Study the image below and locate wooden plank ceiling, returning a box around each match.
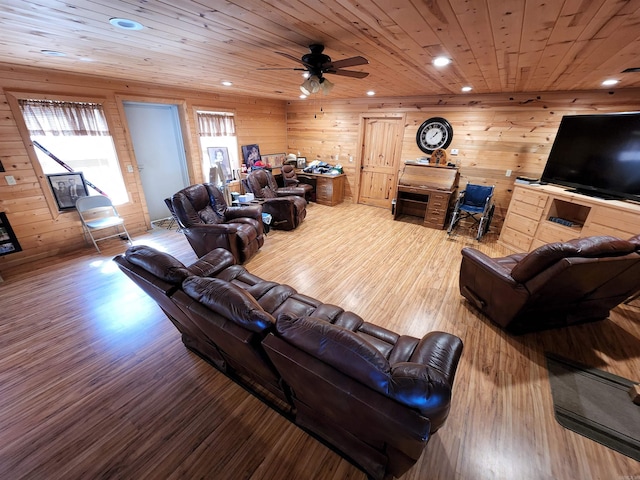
[1,0,640,100]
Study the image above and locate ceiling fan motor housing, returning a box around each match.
[302,44,331,77]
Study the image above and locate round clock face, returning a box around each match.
[416,117,453,153]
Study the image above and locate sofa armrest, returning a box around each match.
[225,205,262,221]
[187,248,236,277]
[460,247,519,284]
[181,225,239,259]
[460,247,530,328]
[389,362,453,426]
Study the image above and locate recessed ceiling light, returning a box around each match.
[433,56,451,67]
[41,50,66,57]
[221,81,232,86]
[109,18,144,31]
[461,86,472,92]
[299,94,308,99]
[602,79,618,86]
[366,91,375,96]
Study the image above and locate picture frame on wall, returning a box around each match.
[297,157,307,168]
[260,153,286,168]
[241,144,261,170]
[46,172,89,210]
[0,212,22,256]
[208,147,233,182]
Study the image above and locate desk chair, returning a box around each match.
[76,195,133,252]
[447,183,495,241]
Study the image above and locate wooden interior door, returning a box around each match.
[357,116,404,208]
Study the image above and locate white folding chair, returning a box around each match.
[76,195,132,252]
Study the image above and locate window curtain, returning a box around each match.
[18,99,110,136]
[197,112,236,137]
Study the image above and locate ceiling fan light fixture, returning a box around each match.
[320,77,334,95]
[300,75,322,95]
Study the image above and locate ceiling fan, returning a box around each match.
[260,44,369,95]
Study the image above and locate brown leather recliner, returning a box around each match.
[171,183,264,262]
[245,169,306,230]
[282,164,314,202]
[459,235,640,334]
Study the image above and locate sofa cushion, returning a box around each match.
[275,314,391,391]
[187,248,236,277]
[124,245,191,285]
[511,235,636,282]
[183,276,274,333]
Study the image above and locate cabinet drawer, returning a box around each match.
[513,186,548,209]
[509,198,546,221]
[536,222,582,244]
[499,227,533,251]
[507,187,548,221]
[587,207,640,238]
[425,211,446,223]
[504,212,538,236]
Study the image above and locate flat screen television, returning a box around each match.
[541,112,640,202]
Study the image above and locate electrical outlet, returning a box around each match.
[451,149,459,155]
[127,165,134,173]
[506,169,512,177]
[5,175,16,185]
[349,156,354,162]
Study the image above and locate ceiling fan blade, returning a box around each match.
[326,69,370,79]
[257,67,306,71]
[275,51,314,69]
[325,56,369,69]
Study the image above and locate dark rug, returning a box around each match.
[545,353,640,461]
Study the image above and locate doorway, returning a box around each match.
[123,102,190,221]
[356,116,405,209]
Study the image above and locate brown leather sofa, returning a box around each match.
[171,183,264,262]
[114,245,463,480]
[459,235,640,334]
[244,169,307,230]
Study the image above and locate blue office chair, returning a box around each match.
[447,183,495,241]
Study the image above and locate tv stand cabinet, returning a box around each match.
[499,184,640,252]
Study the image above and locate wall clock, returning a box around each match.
[416,117,453,153]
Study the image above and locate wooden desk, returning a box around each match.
[394,163,459,229]
[297,172,345,206]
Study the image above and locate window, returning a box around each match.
[18,99,128,205]
[197,111,239,184]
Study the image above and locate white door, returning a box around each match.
[123,102,190,221]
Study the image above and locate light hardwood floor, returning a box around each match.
[1,202,639,479]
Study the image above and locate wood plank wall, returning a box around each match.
[1,60,639,277]
[286,88,640,222]
[0,63,287,275]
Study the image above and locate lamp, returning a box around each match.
[320,77,334,95]
[300,75,321,95]
[300,75,334,96]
